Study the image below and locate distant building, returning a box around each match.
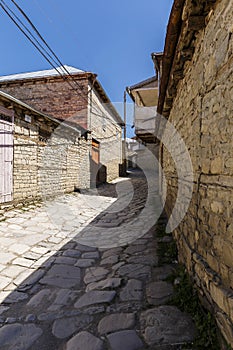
[0,66,124,186]
[125,137,145,168]
[126,76,159,144]
[126,54,163,163]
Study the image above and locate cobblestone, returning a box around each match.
[0,323,43,349]
[66,331,104,350]
[98,313,135,334]
[146,281,174,305]
[52,314,93,339]
[86,277,122,292]
[120,279,143,301]
[140,306,196,346]
[107,330,143,350]
[0,171,196,349]
[74,290,116,308]
[84,267,109,284]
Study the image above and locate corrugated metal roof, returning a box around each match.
[0,65,86,82]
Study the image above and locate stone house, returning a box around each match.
[125,137,145,168]
[0,89,89,208]
[0,65,124,186]
[157,0,233,346]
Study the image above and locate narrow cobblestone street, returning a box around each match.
[0,170,196,350]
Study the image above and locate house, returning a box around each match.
[0,65,124,186]
[126,75,159,144]
[126,54,163,162]
[0,89,89,207]
[125,137,145,168]
[157,0,233,346]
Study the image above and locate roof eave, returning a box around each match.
[0,71,92,85]
[158,0,218,118]
[157,0,186,116]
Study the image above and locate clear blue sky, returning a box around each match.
[0,0,173,136]
[0,0,173,100]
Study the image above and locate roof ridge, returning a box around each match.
[0,65,87,82]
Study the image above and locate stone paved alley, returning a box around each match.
[0,170,196,350]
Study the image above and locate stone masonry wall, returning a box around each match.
[161,0,233,346]
[89,85,122,182]
[12,109,90,205]
[0,77,122,184]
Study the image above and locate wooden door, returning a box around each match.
[91,139,100,187]
[0,108,14,203]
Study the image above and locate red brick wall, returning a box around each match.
[0,76,89,129]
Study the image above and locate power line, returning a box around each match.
[8,0,117,123]
[0,0,124,130]
[0,0,62,71]
[9,0,86,92]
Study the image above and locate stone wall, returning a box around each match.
[0,75,123,184]
[161,0,233,346]
[89,85,122,182]
[9,107,90,206]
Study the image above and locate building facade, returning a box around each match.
[158,0,233,346]
[0,66,124,186]
[0,90,89,208]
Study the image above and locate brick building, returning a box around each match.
[0,65,124,185]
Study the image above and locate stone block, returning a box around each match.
[210,157,223,174]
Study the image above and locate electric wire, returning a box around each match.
[9,0,120,126]
[0,0,125,132]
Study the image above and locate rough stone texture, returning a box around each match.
[120,279,143,301]
[140,306,196,346]
[84,267,109,284]
[107,330,143,350]
[3,291,28,304]
[118,264,151,280]
[0,323,43,349]
[160,0,233,346]
[100,255,119,265]
[39,265,81,288]
[86,278,122,292]
[74,290,116,309]
[75,259,95,268]
[52,315,93,339]
[0,171,196,350]
[146,281,174,305]
[82,251,100,259]
[0,100,91,206]
[98,313,135,335]
[66,331,104,350]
